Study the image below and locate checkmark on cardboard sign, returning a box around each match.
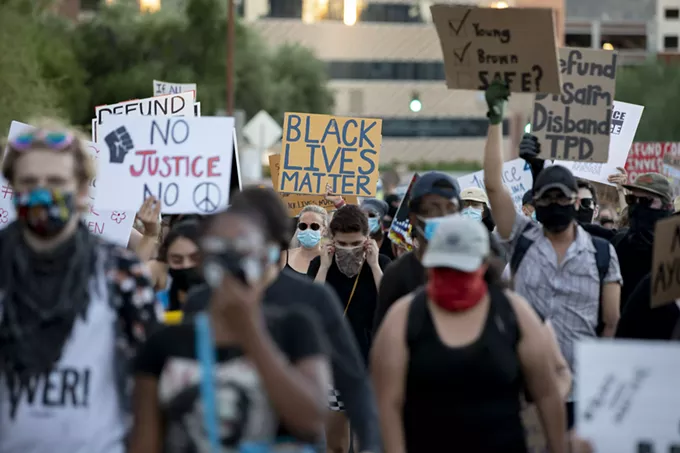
[453,42,472,63]
[448,9,471,36]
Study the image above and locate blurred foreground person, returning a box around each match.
[130,207,331,452]
[371,216,566,453]
[0,124,159,453]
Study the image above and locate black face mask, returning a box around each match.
[168,266,204,292]
[535,204,576,233]
[629,204,672,234]
[576,207,594,224]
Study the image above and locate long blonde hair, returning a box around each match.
[290,204,328,247]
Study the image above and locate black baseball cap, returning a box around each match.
[409,172,461,208]
[533,165,578,199]
[522,190,534,207]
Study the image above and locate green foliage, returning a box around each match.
[381,160,482,172]
[615,61,680,141]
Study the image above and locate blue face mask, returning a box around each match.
[531,211,537,221]
[368,217,381,234]
[418,216,450,242]
[461,207,483,222]
[297,229,321,248]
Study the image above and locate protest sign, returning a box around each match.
[457,158,532,211]
[532,48,618,163]
[232,128,243,193]
[651,214,680,307]
[430,5,561,94]
[153,80,198,97]
[661,153,680,196]
[94,116,235,214]
[388,174,419,251]
[94,91,195,126]
[278,113,382,197]
[91,118,97,142]
[576,339,680,452]
[0,121,135,246]
[554,101,643,185]
[626,142,680,182]
[269,154,357,216]
[194,102,201,116]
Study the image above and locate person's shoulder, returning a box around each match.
[581,222,616,241]
[388,250,416,270]
[378,253,392,267]
[277,268,335,301]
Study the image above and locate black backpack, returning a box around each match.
[509,223,611,334]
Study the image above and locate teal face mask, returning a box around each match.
[461,207,483,222]
[418,216,451,241]
[297,229,321,248]
[531,211,537,221]
[368,217,381,234]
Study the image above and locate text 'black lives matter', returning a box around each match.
[5,368,91,420]
[96,95,187,125]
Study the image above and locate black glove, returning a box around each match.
[519,133,541,162]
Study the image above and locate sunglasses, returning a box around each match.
[9,130,74,151]
[580,198,595,209]
[625,194,655,207]
[298,222,321,231]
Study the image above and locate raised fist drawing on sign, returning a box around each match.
[104,126,134,164]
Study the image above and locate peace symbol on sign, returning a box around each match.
[192,182,222,213]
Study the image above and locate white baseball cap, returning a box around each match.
[421,216,489,272]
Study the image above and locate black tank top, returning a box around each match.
[283,250,307,276]
[403,285,528,453]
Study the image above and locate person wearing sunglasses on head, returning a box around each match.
[283,205,328,275]
[360,198,394,260]
[0,123,160,453]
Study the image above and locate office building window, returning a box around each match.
[565,33,592,48]
[381,118,509,138]
[665,8,680,19]
[327,61,445,80]
[664,35,679,50]
[360,3,423,23]
[269,0,302,18]
[600,34,646,50]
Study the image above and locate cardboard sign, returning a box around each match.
[388,173,419,250]
[153,80,198,97]
[555,101,643,185]
[194,102,201,116]
[1,121,135,246]
[457,158,533,211]
[278,113,382,196]
[94,117,235,214]
[532,48,618,163]
[430,5,561,94]
[576,339,680,452]
[269,154,357,216]
[626,142,680,182]
[651,214,680,307]
[94,91,196,127]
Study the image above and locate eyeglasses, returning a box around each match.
[9,130,74,151]
[534,194,576,207]
[580,198,595,209]
[298,222,321,231]
[625,194,655,207]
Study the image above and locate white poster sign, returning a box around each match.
[94,116,235,214]
[457,158,533,211]
[94,91,195,127]
[554,101,644,186]
[577,339,680,453]
[0,121,135,246]
[153,80,198,97]
[194,102,201,117]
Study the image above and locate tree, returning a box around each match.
[615,60,680,141]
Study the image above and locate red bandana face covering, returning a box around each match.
[426,267,488,311]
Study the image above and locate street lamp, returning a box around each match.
[602,42,614,50]
[409,93,422,112]
[344,0,358,26]
[139,0,161,13]
[490,1,509,8]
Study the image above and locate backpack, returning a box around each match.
[509,223,611,335]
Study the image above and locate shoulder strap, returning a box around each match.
[591,235,611,336]
[406,288,428,348]
[509,222,536,275]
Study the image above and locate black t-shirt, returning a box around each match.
[373,251,425,331]
[307,254,391,362]
[616,274,680,340]
[379,237,395,260]
[615,232,654,312]
[580,222,617,241]
[135,306,326,452]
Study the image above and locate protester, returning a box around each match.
[373,171,461,330]
[149,220,203,310]
[461,186,495,232]
[131,196,162,261]
[360,198,394,260]
[182,187,382,453]
[130,206,331,452]
[482,81,622,429]
[521,189,535,219]
[308,204,390,453]
[614,173,673,310]
[371,216,567,453]
[0,123,159,452]
[596,203,617,230]
[284,204,328,275]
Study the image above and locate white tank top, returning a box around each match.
[0,259,127,453]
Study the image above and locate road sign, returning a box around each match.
[243,110,282,150]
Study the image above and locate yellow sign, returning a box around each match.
[269,154,357,216]
[278,113,382,196]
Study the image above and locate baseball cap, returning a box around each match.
[460,187,489,205]
[533,165,578,199]
[360,198,389,218]
[622,173,672,203]
[422,216,489,272]
[522,190,534,207]
[409,172,461,207]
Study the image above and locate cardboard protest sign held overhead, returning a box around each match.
[269,154,357,216]
[651,214,680,307]
[626,142,680,183]
[430,5,561,94]
[94,91,196,126]
[457,158,532,211]
[532,48,618,163]
[153,80,198,97]
[94,116,235,215]
[278,113,382,197]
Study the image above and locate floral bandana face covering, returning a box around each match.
[13,188,76,238]
[335,245,365,278]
